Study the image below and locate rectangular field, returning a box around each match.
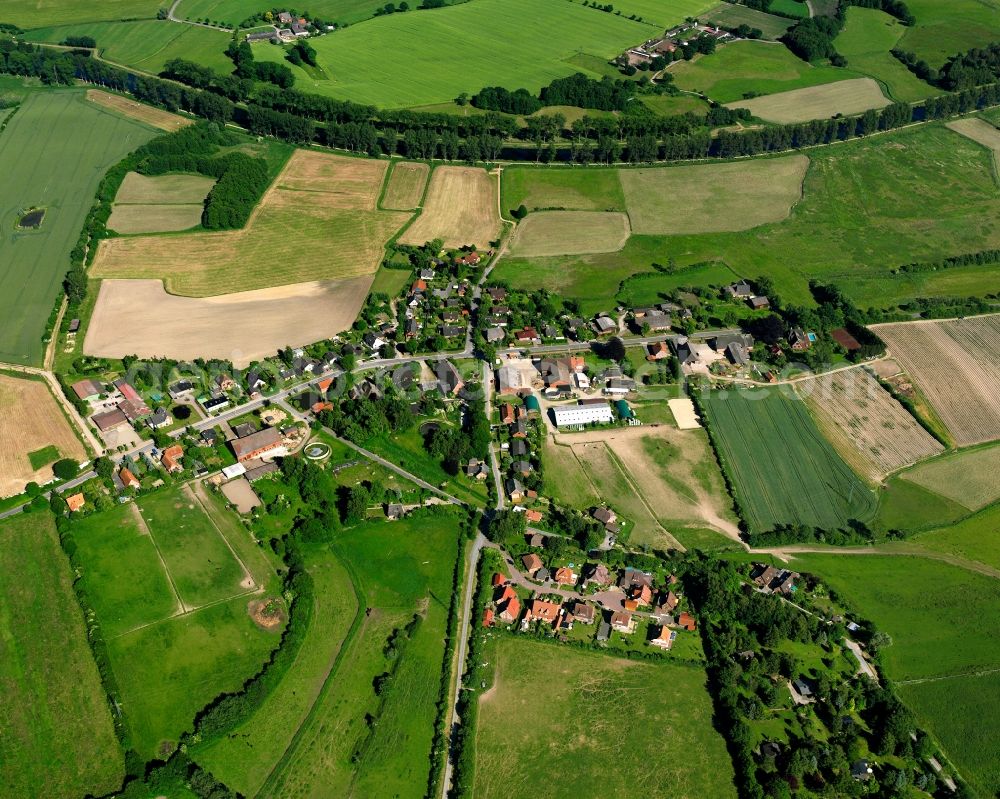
[726,77,891,124]
[701,388,876,532]
[702,2,794,39]
[86,89,193,132]
[501,166,626,213]
[381,161,429,211]
[278,0,657,107]
[399,165,501,249]
[107,204,203,233]
[901,444,1000,512]
[92,149,408,296]
[0,372,86,498]
[796,367,944,482]
[0,90,155,364]
[872,315,1000,446]
[114,172,215,204]
[508,211,630,256]
[474,636,736,799]
[619,155,808,235]
[0,513,124,798]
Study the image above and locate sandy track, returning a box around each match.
[86,89,193,131]
[84,277,373,367]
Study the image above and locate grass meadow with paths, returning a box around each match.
[70,486,281,758]
[0,513,124,798]
[0,89,155,364]
[493,123,1000,313]
[701,388,876,533]
[474,636,736,799]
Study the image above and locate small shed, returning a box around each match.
[615,399,633,420]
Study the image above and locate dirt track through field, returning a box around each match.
[128,502,188,617]
[0,373,86,497]
[399,166,501,248]
[84,277,373,367]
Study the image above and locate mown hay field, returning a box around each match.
[71,488,280,758]
[797,367,944,483]
[92,150,409,296]
[85,277,373,366]
[86,89,193,131]
[0,513,124,798]
[509,211,630,256]
[0,373,86,497]
[0,90,155,364]
[702,2,793,39]
[620,155,808,235]
[107,172,215,234]
[474,636,736,799]
[273,0,657,107]
[381,161,429,210]
[399,165,501,249]
[702,388,876,532]
[901,443,1000,512]
[726,77,890,124]
[106,204,203,233]
[669,40,850,103]
[872,315,1000,446]
[502,166,626,212]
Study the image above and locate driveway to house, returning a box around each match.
[845,638,879,682]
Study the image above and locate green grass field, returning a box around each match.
[70,486,282,758]
[474,636,736,799]
[176,0,457,26]
[27,443,59,469]
[909,504,1000,572]
[24,19,233,74]
[0,89,155,364]
[257,512,461,798]
[493,123,1000,311]
[669,40,852,103]
[0,513,124,798]
[502,166,626,213]
[898,0,1000,68]
[255,0,657,107]
[702,2,794,40]
[899,444,1000,512]
[833,7,939,103]
[872,475,970,535]
[702,388,876,532]
[768,0,808,16]
[0,0,160,27]
[588,0,719,27]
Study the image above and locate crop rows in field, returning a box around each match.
[873,315,1000,446]
[797,367,944,482]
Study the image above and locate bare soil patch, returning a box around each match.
[399,165,501,248]
[726,77,890,123]
[0,374,85,497]
[248,598,287,631]
[381,161,430,210]
[84,277,372,367]
[220,477,261,514]
[619,154,808,234]
[796,367,944,483]
[872,315,1000,446]
[86,89,193,131]
[508,211,630,256]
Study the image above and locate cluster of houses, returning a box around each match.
[75,377,160,445]
[751,563,799,596]
[404,264,475,350]
[485,562,696,650]
[497,356,637,402]
[618,22,733,68]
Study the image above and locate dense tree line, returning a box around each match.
[472,75,641,114]
[201,152,270,228]
[897,247,1000,274]
[782,15,846,63]
[895,42,1000,91]
[226,39,295,88]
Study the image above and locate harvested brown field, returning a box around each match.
[114,172,215,204]
[399,165,501,248]
[86,89,193,131]
[619,154,808,234]
[872,314,1000,446]
[947,117,1000,172]
[0,373,85,497]
[797,367,944,483]
[107,204,203,234]
[725,77,890,123]
[83,277,373,367]
[381,161,430,210]
[91,150,409,296]
[508,211,630,256]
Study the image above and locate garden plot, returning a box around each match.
[872,315,1000,446]
[797,366,944,482]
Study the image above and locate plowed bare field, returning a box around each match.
[797,367,944,482]
[873,315,1000,446]
[399,166,501,248]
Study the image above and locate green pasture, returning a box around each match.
[590,0,719,27]
[177,0,452,26]
[259,512,461,799]
[256,0,657,107]
[474,636,736,799]
[900,443,1000,512]
[638,92,711,116]
[0,90,155,364]
[137,486,248,607]
[872,476,969,535]
[617,261,741,305]
[502,166,626,213]
[768,0,808,17]
[898,0,1000,68]
[702,2,794,40]
[24,19,233,74]
[0,0,160,27]
[0,513,124,798]
[193,550,359,797]
[834,8,939,103]
[701,388,876,532]
[27,444,59,469]
[669,40,851,103]
[910,504,1000,572]
[493,124,1000,311]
